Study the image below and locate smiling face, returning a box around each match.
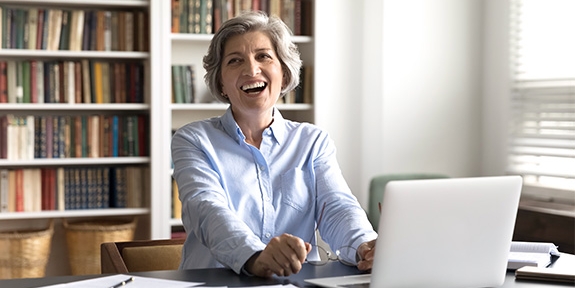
[220,31,284,118]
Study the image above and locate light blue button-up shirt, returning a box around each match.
[171,107,377,274]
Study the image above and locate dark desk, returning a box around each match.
[2,253,574,287]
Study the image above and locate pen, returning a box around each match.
[109,276,134,288]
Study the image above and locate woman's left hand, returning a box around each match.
[356,239,376,271]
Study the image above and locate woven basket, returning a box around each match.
[64,218,136,275]
[0,221,54,279]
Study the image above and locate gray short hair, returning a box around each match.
[203,11,302,103]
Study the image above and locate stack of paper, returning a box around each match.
[507,241,561,270]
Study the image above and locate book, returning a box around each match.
[27,8,39,50]
[0,169,8,212]
[36,60,44,103]
[82,10,92,50]
[22,61,30,103]
[507,241,561,270]
[6,61,16,103]
[515,266,575,284]
[172,0,180,33]
[47,9,63,51]
[58,10,71,50]
[171,65,184,103]
[36,9,45,49]
[30,60,37,103]
[124,11,134,51]
[81,60,91,103]
[0,61,7,103]
[69,10,84,51]
[0,115,7,158]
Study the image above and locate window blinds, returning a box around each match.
[508,0,575,192]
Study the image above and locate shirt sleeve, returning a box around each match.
[171,125,266,273]
[311,131,378,264]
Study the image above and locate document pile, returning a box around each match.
[507,241,560,270]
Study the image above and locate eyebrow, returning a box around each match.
[224,47,274,58]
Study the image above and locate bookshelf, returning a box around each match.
[163,0,316,237]
[0,0,160,276]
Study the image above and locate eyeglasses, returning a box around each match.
[306,202,357,266]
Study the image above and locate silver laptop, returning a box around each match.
[305,176,523,288]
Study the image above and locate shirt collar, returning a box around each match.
[220,107,287,145]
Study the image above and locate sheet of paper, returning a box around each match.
[37,274,204,288]
[196,284,298,288]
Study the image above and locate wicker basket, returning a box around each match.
[64,218,136,275]
[0,221,54,279]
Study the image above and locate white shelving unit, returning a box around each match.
[0,0,161,276]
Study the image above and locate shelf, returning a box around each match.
[171,103,228,110]
[0,208,150,220]
[169,218,182,226]
[0,50,149,60]
[0,103,150,111]
[0,157,150,167]
[171,33,313,44]
[0,0,149,8]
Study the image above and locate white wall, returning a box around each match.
[316,0,486,207]
[481,0,510,177]
[314,1,365,199]
[380,0,484,176]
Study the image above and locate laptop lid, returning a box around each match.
[372,175,522,288]
[305,175,522,288]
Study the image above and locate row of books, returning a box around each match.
[279,65,313,104]
[0,60,145,104]
[0,6,149,51]
[172,0,312,35]
[0,114,148,160]
[172,65,197,104]
[0,166,146,212]
[170,64,313,105]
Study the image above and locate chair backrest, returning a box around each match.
[101,238,185,273]
[368,173,449,231]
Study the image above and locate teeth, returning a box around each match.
[241,82,265,91]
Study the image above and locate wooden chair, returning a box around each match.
[100,238,186,273]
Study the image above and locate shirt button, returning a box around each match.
[265,233,271,238]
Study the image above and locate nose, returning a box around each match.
[243,58,261,76]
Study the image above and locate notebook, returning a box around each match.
[305,175,523,288]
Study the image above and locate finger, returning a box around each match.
[272,234,307,275]
[305,242,312,253]
[284,235,308,263]
[261,237,299,276]
[357,259,373,271]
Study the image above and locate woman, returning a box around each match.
[171,11,377,277]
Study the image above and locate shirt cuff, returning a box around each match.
[240,251,262,276]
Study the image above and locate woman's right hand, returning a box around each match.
[245,233,312,277]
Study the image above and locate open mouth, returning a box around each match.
[241,82,267,94]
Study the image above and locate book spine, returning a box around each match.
[0,169,8,212]
[0,61,7,103]
[36,9,44,50]
[22,61,30,103]
[28,8,38,49]
[0,115,7,159]
[36,61,44,103]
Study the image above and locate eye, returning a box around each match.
[226,58,242,65]
[257,53,273,61]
